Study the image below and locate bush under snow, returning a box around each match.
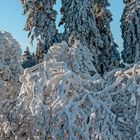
[0,40,140,139]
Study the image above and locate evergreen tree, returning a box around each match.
[93,0,120,73]
[21,47,36,68]
[59,0,120,74]
[35,40,45,63]
[60,0,104,73]
[121,0,140,63]
[21,0,60,62]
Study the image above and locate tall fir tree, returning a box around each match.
[121,0,140,63]
[60,0,105,74]
[60,0,121,74]
[21,0,60,62]
[93,0,120,73]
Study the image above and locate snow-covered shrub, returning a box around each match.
[2,37,140,139]
[6,41,123,140]
[45,40,97,76]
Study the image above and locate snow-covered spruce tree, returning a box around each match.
[93,0,120,73]
[21,47,36,68]
[121,0,140,63]
[59,0,107,74]
[21,0,61,62]
[0,31,23,139]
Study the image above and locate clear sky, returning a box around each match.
[0,0,124,53]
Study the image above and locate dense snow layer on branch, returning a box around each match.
[0,31,23,139]
[45,40,97,76]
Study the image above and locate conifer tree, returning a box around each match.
[93,0,120,73]
[21,47,36,68]
[121,0,140,63]
[60,0,104,73]
[21,0,60,62]
[35,40,45,63]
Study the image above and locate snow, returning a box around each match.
[0,39,139,139]
[0,31,23,139]
[1,0,140,139]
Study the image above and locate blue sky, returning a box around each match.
[0,0,124,53]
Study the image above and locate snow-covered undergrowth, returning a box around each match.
[1,39,140,140]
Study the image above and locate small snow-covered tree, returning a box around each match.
[0,31,23,139]
[0,31,22,100]
[121,0,140,63]
[93,0,120,73]
[21,0,61,62]
[60,0,105,73]
[21,47,36,68]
